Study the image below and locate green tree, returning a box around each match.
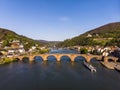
[80,48,88,54]
[2,40,11,47]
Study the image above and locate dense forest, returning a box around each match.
[57,22,120,47]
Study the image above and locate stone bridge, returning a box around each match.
[13,54,118,62]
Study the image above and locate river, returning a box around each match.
[0,49,120,90]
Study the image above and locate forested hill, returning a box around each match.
[57,22,120,47]
[0,28,42,48]
[82,22,120,36]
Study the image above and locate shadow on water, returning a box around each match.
[33,56,43,64]
[47,56,57,61]
[90,58,101,67]
[22,57,29,63]
[47,56,57,65]
[60,56,71,63]
[74,56,86,62]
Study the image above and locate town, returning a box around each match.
[0,39,49,64]
[0,38,120,71]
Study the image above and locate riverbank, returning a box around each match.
[115,63,120,72]
[0,58,18,65]
[101,62,116,69]
[101,61,120,71]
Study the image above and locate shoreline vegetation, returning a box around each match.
[0,57,18,65]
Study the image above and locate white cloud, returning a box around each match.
[59,17,69,21]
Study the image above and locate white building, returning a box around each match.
[18,48,25,54]
[102,51,109,56]
[19,44,24,48]
[31,46,36,50]
[87,34,92,37]
[8,49,15,53]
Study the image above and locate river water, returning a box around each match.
[0,49,120,90]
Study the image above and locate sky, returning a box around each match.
[0,0,120,41]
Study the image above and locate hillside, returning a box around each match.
[37,40,61,47]
[0,28,42,50]
[57,22,120,47]
[82,22,120,37]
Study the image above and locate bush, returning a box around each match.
[80,48,88,54]
[3,58,12,64]
[12,58,19,62]
[39,49,50,54]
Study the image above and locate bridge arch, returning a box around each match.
[89,56,102,65]
[14,58,20,61]
[74,56,87,62]
[60,55,71,62]
[47,55,57,61]
[22,57,29,62]
[102,56,118,62]
[33,56,43,62]
[107,57,118,62]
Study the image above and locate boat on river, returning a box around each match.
[83,61,96,72]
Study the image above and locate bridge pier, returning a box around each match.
[71,56,75,62]
[85,55,91,62]
[104,56,108,62]
[57,59,61,62]
[29,56,34,61]
[42,55,48,61]
[56,55,61,62]
[114,58,118,62]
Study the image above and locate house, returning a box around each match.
[102,51,109,56]
[40,46,46,50]
[11,43,19,49]
[10,40,20,49]
[87,34,92,37]
[0,40,3,48]
[19,44,24,48]
[0,50,7,55]
[18,48,25,54]
[8,49,15,54]
[12,40,20,43]
[7,53,14,58]
[31,46,36,50]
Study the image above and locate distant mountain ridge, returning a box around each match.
[37,40,62,47]
[57,22,120,47]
